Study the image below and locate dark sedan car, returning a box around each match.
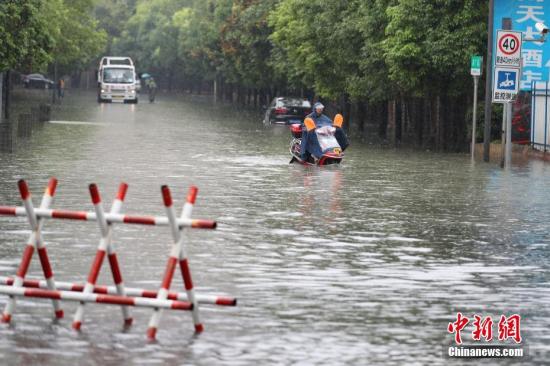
[264,97,312,125]
[23,74,54,89]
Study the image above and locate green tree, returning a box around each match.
[0,0,53,70]
[219,0,279,90]
[95,0,137,54]
[46,0,107,73]
[173,0,230,84]
[269,0,363,99]
[348,0,395,102]
[382,0,486,96]
[113,0,193,88]
[94,0,490,149]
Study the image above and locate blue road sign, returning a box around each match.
[494,0,550,90]
[493,66,520,103]
[497,69,518,90]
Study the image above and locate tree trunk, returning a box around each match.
[237,85,243,105]
[387,100,397,145]
[0,72,3,123]
[435,95,442,150]
[357,101,367,137]
[414,98,423,147]
[400,99,407,144]
[213,79,217,102]
[377,102,387,140]
[4,70,11,121]
[342,94,352,134]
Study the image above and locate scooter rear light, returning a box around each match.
[290,123,302,138]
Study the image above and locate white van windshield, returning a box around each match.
[103,68,135,84]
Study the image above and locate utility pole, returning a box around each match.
[483,0,495,161]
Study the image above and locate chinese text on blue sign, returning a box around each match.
[494,0,549,90]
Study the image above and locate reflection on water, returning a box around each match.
[0,91,549,365]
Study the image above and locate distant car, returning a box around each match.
[263,97,312,125]
[23,74,54,89]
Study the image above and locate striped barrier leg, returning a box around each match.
[35,179,64,319]
[147,185,183,339]
[105,183,132,326]
[73,184,126,330]
[2,179,62,323]
[178,186,202,332]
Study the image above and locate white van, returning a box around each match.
[97,57,138,104]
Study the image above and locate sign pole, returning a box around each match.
[500,104,507,168]
[470,54,482,159]
[483,0,495,162]
[491,27,522,168]
[505,102,513,167]
[471,76,479,159]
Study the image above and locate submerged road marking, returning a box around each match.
[49,121,108,126]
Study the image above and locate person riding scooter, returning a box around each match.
[300,102,349,161]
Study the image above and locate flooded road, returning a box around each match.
[0,90,549,365]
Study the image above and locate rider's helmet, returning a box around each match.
[313,102,324,115]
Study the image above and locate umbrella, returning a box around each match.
[140,73,152,79]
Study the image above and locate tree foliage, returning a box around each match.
[0,0,107,73]
[94,0,137,54]
[0,0,52,70]
[113,0,191,78]
[2,0,491,147]
[173,0,232,82]
[219,0,278,88]
[382,0,486,96]
[269,0,364,99]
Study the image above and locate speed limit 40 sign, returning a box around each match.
[495,30,522,67]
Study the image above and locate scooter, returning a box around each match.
[289,114,345,166]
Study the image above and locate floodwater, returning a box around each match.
[0,90,549,365]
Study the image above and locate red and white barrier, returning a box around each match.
[0,178,236,339]
[0,286,193,311]
[73,183,132,330]
[2,179,63,323]
[0,206,217,229]
[147,186,203,339]
[0,276,236,306]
